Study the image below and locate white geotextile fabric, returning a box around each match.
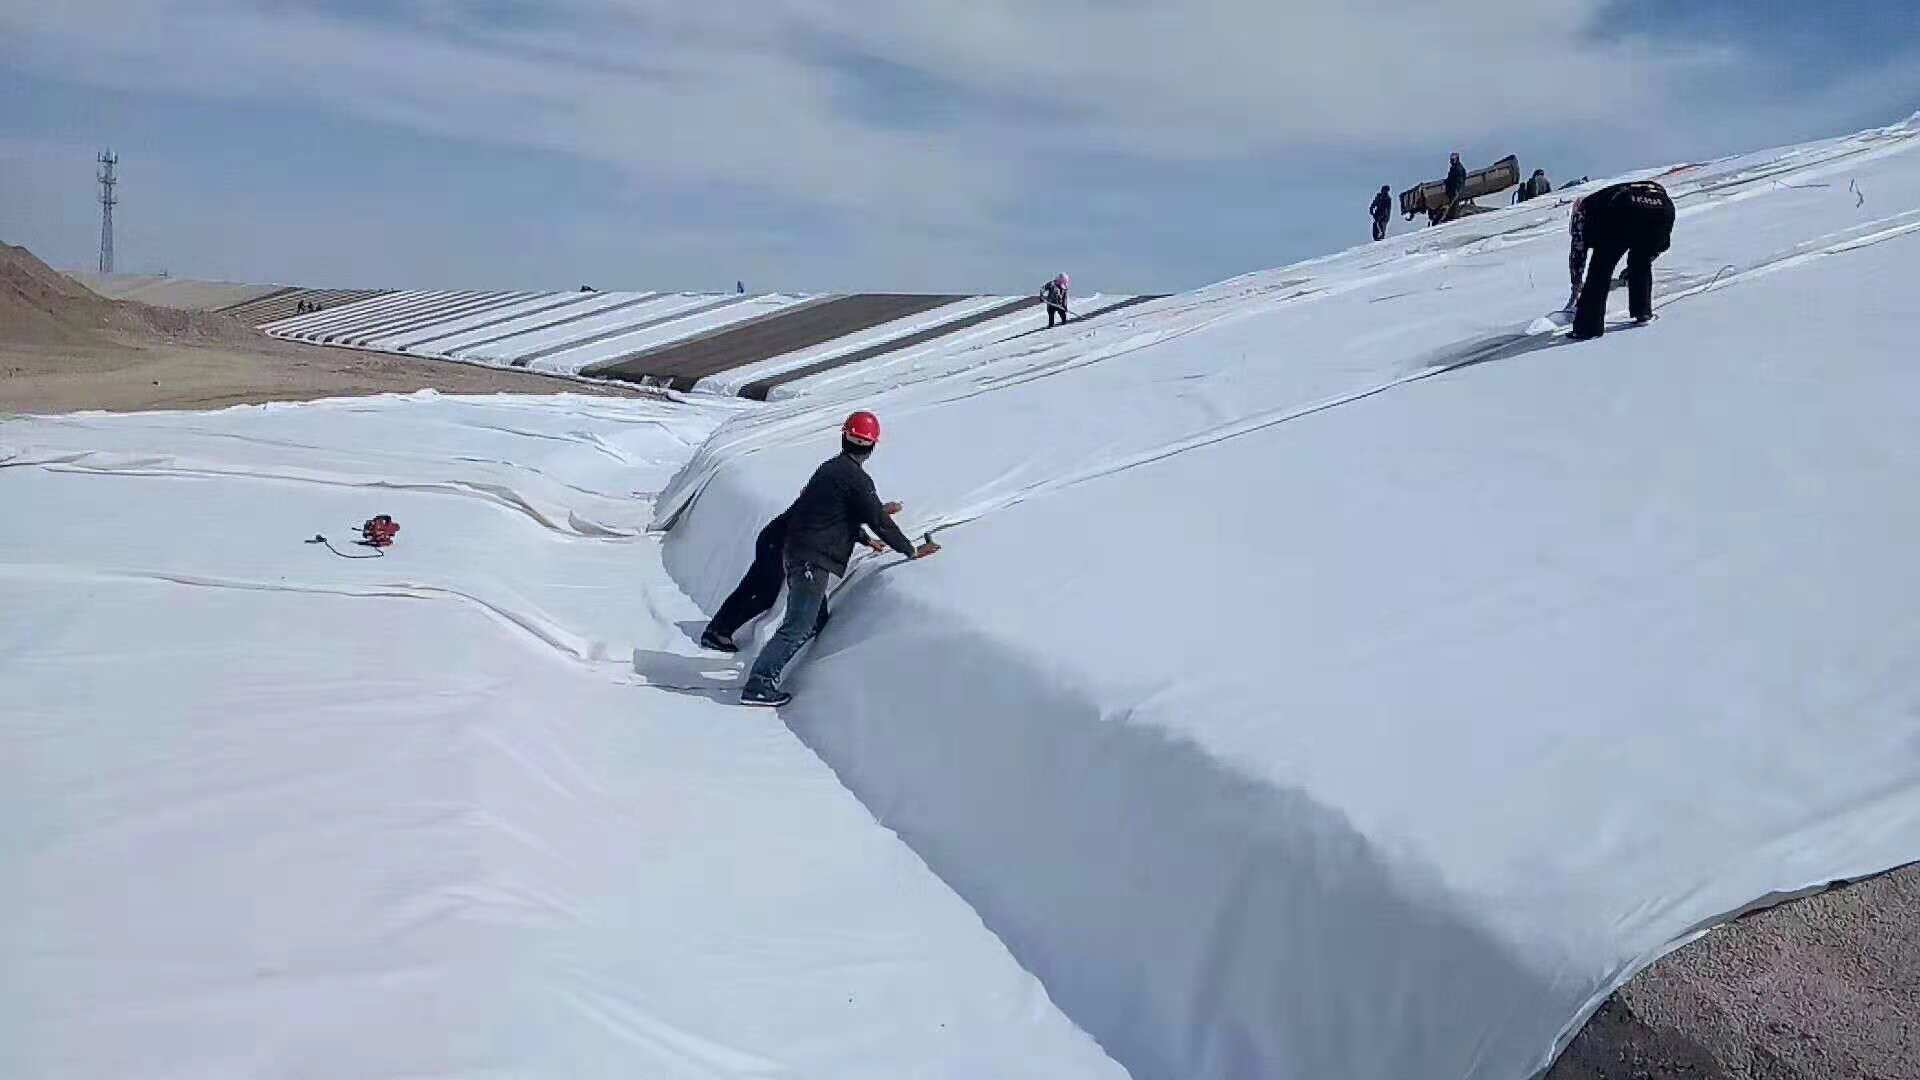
[0,392,1122,1079]
[657,117,1920,1080]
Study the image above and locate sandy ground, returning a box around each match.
[2,241,636,414]
[1550,864,1920,1080]
[0,336,637,414]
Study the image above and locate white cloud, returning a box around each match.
[3,1,1913,290]
[0,1,1733,216]
[785,0,1711,155]
[1,1,1012,226]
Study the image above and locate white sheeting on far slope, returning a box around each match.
[657,115,1920,1080]
[0,393,1122,1080]
[765,292,1136,401]
[529,293,811,375]
[408,290,659,357]
[694,296,1016,397]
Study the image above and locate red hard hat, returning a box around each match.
[842,410,881,447]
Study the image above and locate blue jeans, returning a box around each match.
[744,559,831,692]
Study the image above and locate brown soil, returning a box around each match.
[1547,868,1920,1079]
[1,242,638,413]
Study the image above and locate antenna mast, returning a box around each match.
[97,150,118,274]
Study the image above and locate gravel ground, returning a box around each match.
[1550,864,1920,1080]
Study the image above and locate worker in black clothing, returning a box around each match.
[1566,180,1675,340]
[1042,273,1071,327]
[1370,186,1393,241]
[700,503,898,653]
[1444,153,1467,210]
[740,410,939,707]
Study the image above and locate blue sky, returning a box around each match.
[2,1,1914,295]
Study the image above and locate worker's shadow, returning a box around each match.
[630,648,744,704]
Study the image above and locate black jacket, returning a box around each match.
[1577,181,1675,245]
[782,452,915,576]
[1370,191,1392,220]
[1445,159,1467,197]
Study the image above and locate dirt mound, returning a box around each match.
[1,242,115,344]
[1,243,266,350]
[113,299,274,347]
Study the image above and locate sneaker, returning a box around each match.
[740,684,792,708]
[699,628,738,653]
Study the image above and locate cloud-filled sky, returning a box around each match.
[2,0,1915,294]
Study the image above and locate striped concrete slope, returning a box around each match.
[427,292,663,358]
[500,295,763,369]
[586,294,966,391]
[690,295,1016,396]
[276,290,523,344]
[221,287,392,327]
[69,272,283,312]
[330,292,541,347]
[738,296,1043,401]
[380,292,612,353]
[495,294,814,375]
[757,294,1165,401]
[264,291,458,340]
[304,291,496,344]
[452,294,730,366]
[227,272,1156,398]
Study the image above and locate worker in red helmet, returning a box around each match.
[699,502,898,654]
[740,410,940,707]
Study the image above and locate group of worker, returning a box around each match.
[1370,152,1675,340]
[697,157,1676,706]
[1371,154,1558,240]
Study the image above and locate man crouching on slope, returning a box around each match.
[740,410,940,707]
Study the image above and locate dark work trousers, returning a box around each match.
[1047,303,1069,327]
[1573,205,1674,338]
[708,518,828,641]
[1372,216,1389,241]
[744,559,832,693]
